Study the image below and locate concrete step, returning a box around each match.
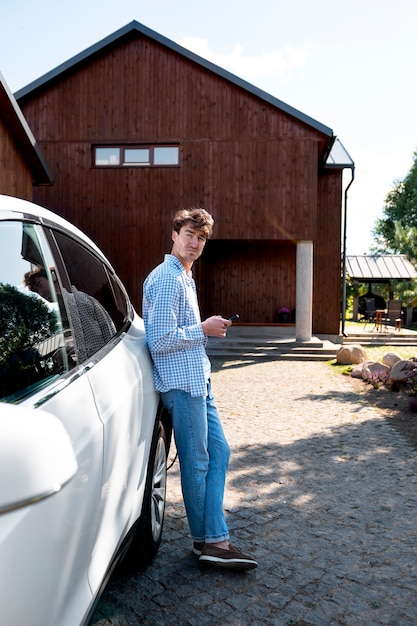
[343,333,417,346]
[204,325,417,360]
[206,335,339,361]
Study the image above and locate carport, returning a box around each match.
[347,254,417,323]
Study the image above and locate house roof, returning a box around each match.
[15,20,334,140]
[325,138,354,169]
[0,71,53,185]
[346,255,417,282]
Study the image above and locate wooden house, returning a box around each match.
[15,21,353,337]
[0,70,52,199]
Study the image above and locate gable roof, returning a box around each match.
[347,255,417,282]
[0,71,53,185]
[15,20,333,139]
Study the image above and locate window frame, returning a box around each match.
[45,227,132,336]
[93,144,180,168]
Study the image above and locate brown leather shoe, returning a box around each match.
[192,541,204,556]
[199,543,257,570]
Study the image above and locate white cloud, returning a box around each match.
[178,36,310,83]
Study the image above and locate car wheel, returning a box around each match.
[117,419,168,575]
[148,421,168,546]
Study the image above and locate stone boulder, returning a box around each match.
[350,361,368,378]
[381,352,402,368]
[351,361,370,378]
[336,344,367,365]
[362,361,391,382]
[390,360,417,383]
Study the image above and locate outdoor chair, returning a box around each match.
[384,299,402,331]
[364,297,376,329]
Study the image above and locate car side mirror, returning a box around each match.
[0,404,78,514]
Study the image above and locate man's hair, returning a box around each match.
[173,208,214,239]
[23,266,48,291]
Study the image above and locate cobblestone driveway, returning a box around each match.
[91,359,417,625]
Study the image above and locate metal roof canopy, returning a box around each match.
[346,255,417,283]
[325,138,354,168]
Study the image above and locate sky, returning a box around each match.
[1,0,417,254]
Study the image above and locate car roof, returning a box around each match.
[0,194,107,264]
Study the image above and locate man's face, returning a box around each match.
[30,276,53,302]
[172,225,207,268]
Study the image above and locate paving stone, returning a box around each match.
[91,360,417,625]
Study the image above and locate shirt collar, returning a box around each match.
[164,254,193,278]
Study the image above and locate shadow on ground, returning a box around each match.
[91,405,417,626]
[345,372,417,451]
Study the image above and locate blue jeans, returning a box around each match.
[161,382,230,543]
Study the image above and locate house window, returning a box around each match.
[95,147,120,165]
[154,147,179,165]
[93,145,179,167]
[124,148,150,165]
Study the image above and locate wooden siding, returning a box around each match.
[199,240,296,323]
[0,114,34,199]
[313,170,343,334]
[19,32,343,330]
[19,36,328,145]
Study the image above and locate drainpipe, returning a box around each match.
[341,166,355,336]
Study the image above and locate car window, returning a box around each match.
[50,231,127,362]
[0,221,70,402]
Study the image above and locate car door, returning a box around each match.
[48,229,159,592]
[0,219,105,626]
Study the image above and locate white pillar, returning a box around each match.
[296,241,313,342]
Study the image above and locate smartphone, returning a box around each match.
[229,314,239,322]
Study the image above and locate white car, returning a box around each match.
[0,194,171,626]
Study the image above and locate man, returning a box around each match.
[143,208,257,570]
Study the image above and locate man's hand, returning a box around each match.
[201,315,232,338]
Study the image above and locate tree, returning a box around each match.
[0,283,58,397]
[373,150,417,260]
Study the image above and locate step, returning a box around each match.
[343,333,417,346]
[206,337,339,361]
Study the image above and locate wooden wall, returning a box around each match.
[19,32,343,331]
[0,114,34,200]
[313,170,343,334]
[199,240,296,323]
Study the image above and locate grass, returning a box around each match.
[361,345,417,362]
[330,320,417,372]
[330,345,417,376]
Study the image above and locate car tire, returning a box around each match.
[117,419,168,575]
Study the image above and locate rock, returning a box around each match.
[362,361,391,382]
[390,360,417,382]
[382,352,402,368]
[351,361,374,378]
[351,362,366,378]
[337,345,367,365]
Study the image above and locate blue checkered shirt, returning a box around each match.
[143,254,210,397]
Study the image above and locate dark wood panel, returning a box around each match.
[24,32,343,329]
[313,170,343,334]
[20,36,327,144]
[200,241,296,323]
[0,115,33,199]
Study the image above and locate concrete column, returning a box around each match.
[296,241,313,342]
